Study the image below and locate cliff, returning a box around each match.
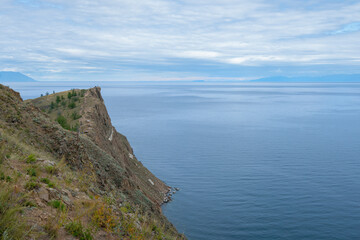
[0,84,184,239]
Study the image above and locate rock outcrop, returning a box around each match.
[0,84,183,239]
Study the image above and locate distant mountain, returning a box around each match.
[0,71,36,82]
[252,74,360,83]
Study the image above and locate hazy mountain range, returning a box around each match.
[251,74,360,82]
[1,71,360,83]
[0,71,36,82]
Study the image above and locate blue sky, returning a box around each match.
[1,0,360,81]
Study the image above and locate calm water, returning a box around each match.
[9,82,360,240]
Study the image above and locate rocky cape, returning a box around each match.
[0,84,184,239]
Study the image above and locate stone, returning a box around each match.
[48,188,60,199]
[148,179,154,185]
[38,187,49,202]
[61,195,72,206]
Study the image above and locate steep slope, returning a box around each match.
[0,84,183,239]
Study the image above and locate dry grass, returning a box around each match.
[0,185,30,240]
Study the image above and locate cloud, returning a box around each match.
[1,0,360,80]
[331,22,360,35]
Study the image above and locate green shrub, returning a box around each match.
[26,167,37,177]
[40,177,50,184]
[65,221,92,240]
[26,154,36,164]
[68,102,76,109]
[47,182,55,188]
[5,176,12,183]
[0,172,4,181]
[45,165,58,175]
[25,180,40,190]
[49,200,66,212]
[71,112,82,120]
[56,96,61,104]
[56,115,70,130]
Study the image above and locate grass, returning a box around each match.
[0,186,29,240]
[71,112,82,120]
[45,165,58,175]
[26,167,37,177]
[92,203,117,232]
[49,200,66,212]
[26,154,36,164]
[40,177,56,188]
[40,177,50,184]
[25,179,40,190]
[65,221,93,240]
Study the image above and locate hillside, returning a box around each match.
[0,72,36,82]
[0,84,184,239]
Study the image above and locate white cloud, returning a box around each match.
[1,67,19,72]
[1,0,360,80]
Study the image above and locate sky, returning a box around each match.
[1,0,360,81]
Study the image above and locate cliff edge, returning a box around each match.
[0,84,184,239]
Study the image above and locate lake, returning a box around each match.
[9,82,360,240]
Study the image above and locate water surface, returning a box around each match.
[10,82,360,240]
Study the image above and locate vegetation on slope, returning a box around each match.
[0,84,184,239]
[30,89,86,132]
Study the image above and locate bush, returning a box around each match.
[65,221,92,240]
[26,167,37,177]
[56,96,61,104]
[41,177,55,188]
[25,180,40,190]
[56,115,70,130]
[92,203,117,232]
[5,176,12,183]
[45,165,58,175]
[26,154,36,164]
[49,200,66,212]
[40,177,50,184]
[71,112,82,120]
[68,102,76,109]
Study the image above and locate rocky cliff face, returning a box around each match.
[78,87,169,207]
[0,84,183,239]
